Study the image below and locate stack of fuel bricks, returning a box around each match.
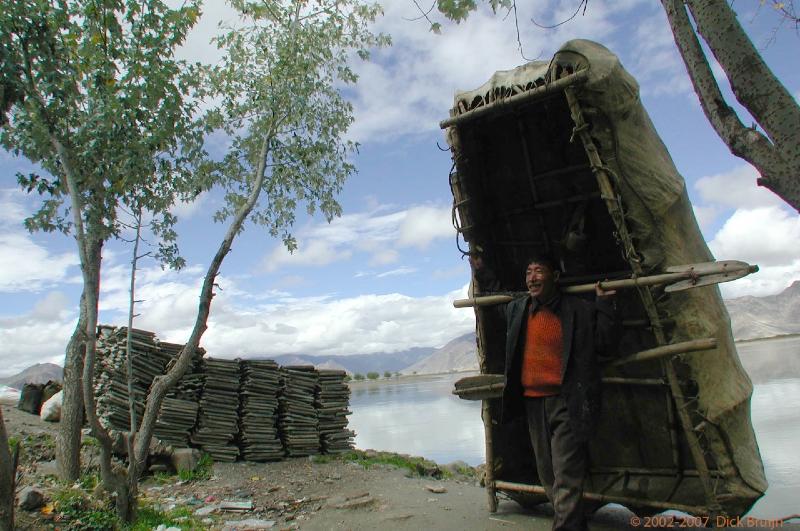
[94,325,354,462]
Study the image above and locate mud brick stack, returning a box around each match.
[315,370,355,453]
[191,358,241,461]
[237,360,283,461]
[277,366,320,456]
[95,326,171,432]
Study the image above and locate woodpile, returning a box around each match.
[316,370,355,453]
[95,326,171,433]
[191,358,241,462]
[238,360,283,461]
[156,342,204,447]
[278,366,320,457]
[93,326,355,461]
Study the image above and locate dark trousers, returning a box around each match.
[525,395,588,531]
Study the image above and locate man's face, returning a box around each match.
[526,261,559,301]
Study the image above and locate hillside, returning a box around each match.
[402,333,477,375]
[0,362,63,389]
[726,281,800,340]
[269,346,435,376]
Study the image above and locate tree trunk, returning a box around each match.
[57,308,85,481]
[56,236,103,481]
[131,136,273,483]
[662,0,800,211]
[0,408,17,531]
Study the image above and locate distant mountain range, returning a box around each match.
[0,362,62,390]
[726,281,800,340]
[3,282,797,383]
[269,346,436,376]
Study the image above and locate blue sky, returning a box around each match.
[1,0,799,376]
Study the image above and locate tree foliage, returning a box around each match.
[0,0,203,503]
[0,0,204,249]
[204,0,390,248]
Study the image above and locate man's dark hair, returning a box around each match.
[525,253,560,272]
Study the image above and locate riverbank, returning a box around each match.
[4,404,645,530]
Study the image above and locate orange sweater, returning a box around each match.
[520,307,563,397]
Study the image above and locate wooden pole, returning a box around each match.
[607,338,717,368]
[493,480,708,515]
[453,263,756,308]
[481,399,498,512]
[439,71,589,129]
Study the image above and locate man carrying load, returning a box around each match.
[472,253,620,531]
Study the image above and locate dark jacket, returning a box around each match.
[501,292,620,441]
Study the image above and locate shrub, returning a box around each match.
[366,372,379,380]
[383,371,391,378]
[353,373,365,381]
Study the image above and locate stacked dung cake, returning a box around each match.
[191,358,241,461]
[95,326,171,433]
[277,366,320,456]
[238,360,283,461]
[315,370,355,453]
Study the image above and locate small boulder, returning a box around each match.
[17,383,44,415]
[17,486,45,511]
[171,448,202,473]
[40,390,63,422]
[36,460,59,477]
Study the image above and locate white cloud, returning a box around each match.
[708,206,800,297]
[261,203,454,272]
[88,254,474,358]
[695,165,787,210]
[369,249,399,266]
[0,191,80,293]
[171,194,209,221]
[262,239,351,273]
[348,0,646,141]
[0,291,77,376]
[397,205,453,249]
[375,266,417,278]
[691,204,719,236]
[709,207,800,267]
[191,284,475,358]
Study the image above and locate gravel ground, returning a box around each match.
[7,404,793,530]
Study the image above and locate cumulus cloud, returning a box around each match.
[695,165,787,210]
[91,255,474,359]
[0,190,79,293]
[398,205,454,249]
[347,0,648,141]
[262,239,351,273]
[0,291,77,376]
[261,203,454,273]
[191,284,475,358]
[708,206,800,297]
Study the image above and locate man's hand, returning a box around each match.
[595,281,616,298]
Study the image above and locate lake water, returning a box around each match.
[349,337,800,520]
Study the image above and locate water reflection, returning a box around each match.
[347,337,800,519]
[748,378,800,518]
[349,374,484,465]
